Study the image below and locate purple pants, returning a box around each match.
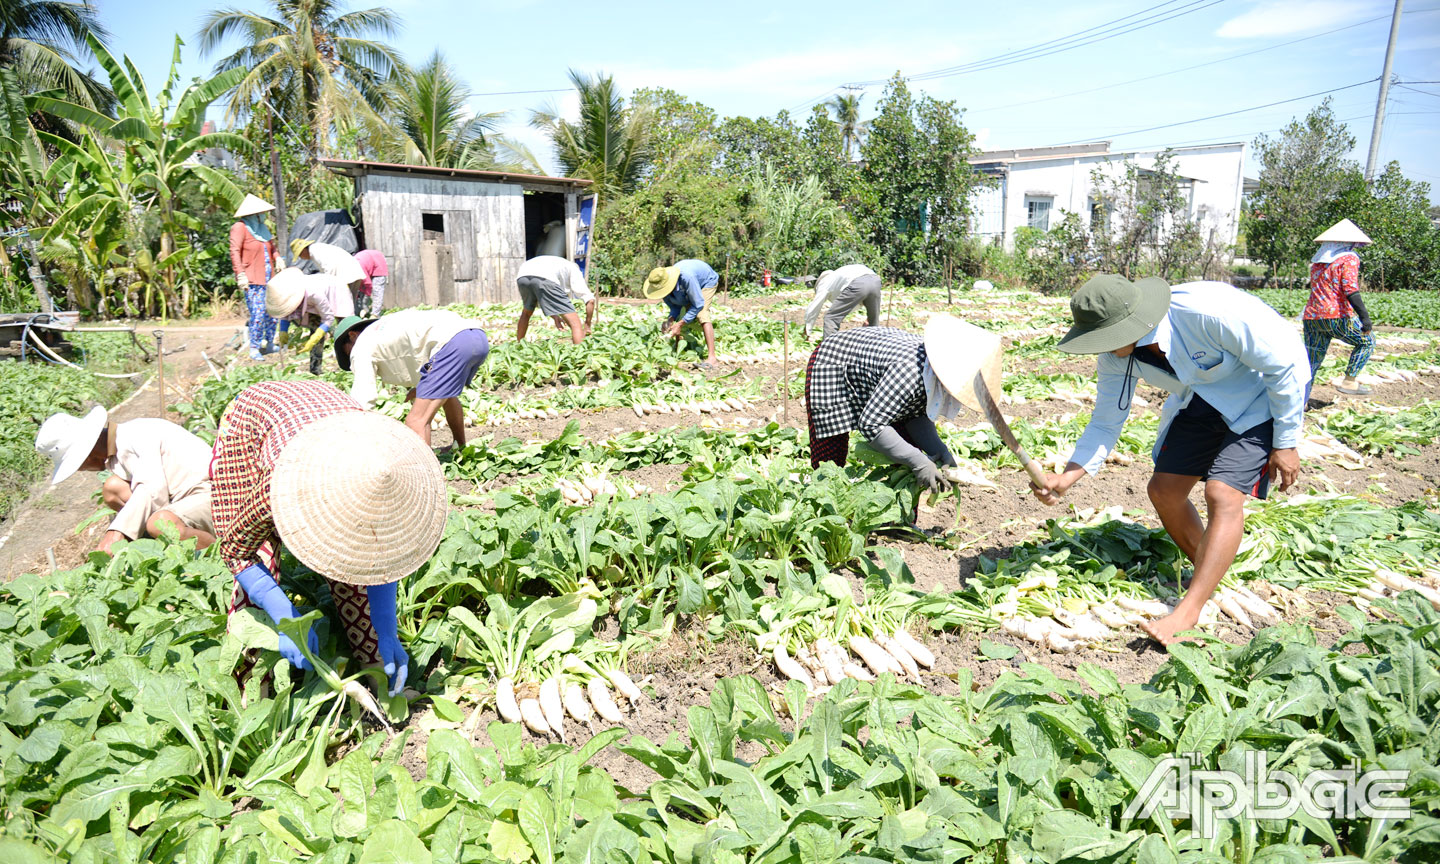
[416,329,489,400]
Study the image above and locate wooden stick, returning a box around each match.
[783,316,790,427]
[886,284,894,329]
[153,329,165,418]
[723,253,731,301]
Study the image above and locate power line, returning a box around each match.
[1051,78,1379,145]
[472,88,571,97]
[843,0,1225,88]
[968,8,1440,114]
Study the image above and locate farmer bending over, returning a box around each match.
[805,322,973,494]
[644,259,719,369]
[1304,219,1375,398]
[515,254,592,345]
[335,309,489,448]
[211,380,447,695]
[292,238,367,312]
[805,264,883,339]
[1030,275,1309,646]
[266,268,355,375]
[354,248,388,317]
[36,410,215,555]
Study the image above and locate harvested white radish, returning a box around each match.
[1019,618,1049,645]
[342,680,390,729]
[563,682,593,726]
[1000,617,1025,637]
[1230,587,1279,622]
[1115,596,1171,618]
[1215,591,1254,630]
[892,629,935,669]
[519,697,550,736]
[1057,611,1110,642]
[1046,632,1078,654]
[539,678,566,742]
[814,638,847,683]
[848,635,900,678]
[1357,586,1385,602]
[632,404,644,417]
[496,677,522,724]
[774,641,814,689]
[604,668,643,704]
[843,662,875,682]
[1092,605,1129,630]
[874,634,922,683]
[587,678,624,723]
[1198,600,1220,627]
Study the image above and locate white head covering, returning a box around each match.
[1312,242,1359,266]
[923,361,964,422]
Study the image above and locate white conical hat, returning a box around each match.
[265,267,308,319]
[235,194,275,218]
[271,412,448,585]
[1314,218,1371,245]
[923,313,1002,413]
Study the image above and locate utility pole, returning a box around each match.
[1364,0,1404,182]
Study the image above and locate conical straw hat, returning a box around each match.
[235,194,275,218]
[1314,218,1371,245]
[923,313,1003,413]
[265,267,308,318]
[271,412,448,585]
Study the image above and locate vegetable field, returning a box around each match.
[4,285,1440,862]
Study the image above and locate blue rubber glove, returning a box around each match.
[365,582,408,696]
[234,562,317,670]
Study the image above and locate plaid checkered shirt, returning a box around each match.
[807,327,928,440]
[210,380,384,666]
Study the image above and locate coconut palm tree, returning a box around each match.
[530,69,653,197]
[196,0,403,151]
[0,0,110,109]
[827,92,864,161]
[376,50,501,167]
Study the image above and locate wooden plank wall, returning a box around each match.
[356,173,527,308]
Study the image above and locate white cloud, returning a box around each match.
[1216,0,1371,39]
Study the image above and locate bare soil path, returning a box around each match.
[0,319,245,580]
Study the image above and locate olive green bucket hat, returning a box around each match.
[1057,274,1172,354]
[332,315,379,371]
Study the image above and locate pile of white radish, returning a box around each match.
[1297,431,1366,467]
[494,667,643,740]
[714,351,785,366]
[631,396,753,417]
[1353,367,1422,386]
[993,586,1281,653]
[1354,568,1440,616]
[556,474,651,506]
[772,629,935,692]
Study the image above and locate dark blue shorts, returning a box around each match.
[1154,395,1273,499]
[416,329,489,400]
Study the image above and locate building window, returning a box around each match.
[1024,196,1053,231]
[421,212,446,240]
[1089,198,1110,233]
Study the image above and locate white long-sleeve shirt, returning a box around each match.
[307,242,366,286]
[804,264,878,333]
[349,309,486,409]
[1069,281,1310,475]
[517,255,594,303]
[106,419,213,539]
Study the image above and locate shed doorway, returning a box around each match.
[524,191,567,258]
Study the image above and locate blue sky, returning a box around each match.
[102,0,1440,202]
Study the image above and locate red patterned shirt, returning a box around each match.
[1303,254,1359,320]
[210,380,362,575]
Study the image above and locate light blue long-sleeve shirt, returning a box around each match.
[663,259,718,323]
[1070,281,1311,475]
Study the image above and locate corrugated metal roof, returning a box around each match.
[321,159,593,187]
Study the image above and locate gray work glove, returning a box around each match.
[870,425,952,493]
[903,416,959,467]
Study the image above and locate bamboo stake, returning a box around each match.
[783,316,790,426]
[886,284,895,329]
[153,330,165,418]
[723,253,731,302]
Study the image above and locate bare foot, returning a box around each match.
[1140,611,1202,647]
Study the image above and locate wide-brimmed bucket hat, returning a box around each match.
[265,267,308,319]
[271,412,448,586]
[642,266,680,300]
[34,406,108,485]
[1314,218,1372,245]
[1057,274,1171,355]
[332,315,380,371]
[234,194,274,219]
[923,314,1002,413]
[290,237,315,259]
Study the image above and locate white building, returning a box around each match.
[969,141,1246,250]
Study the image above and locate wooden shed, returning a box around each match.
[322,159,596,309]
